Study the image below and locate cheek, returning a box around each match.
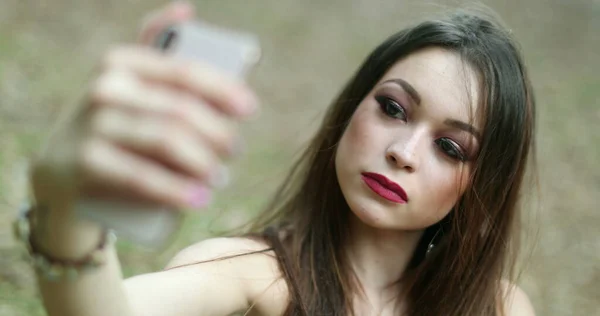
[422,164,471,217]
[338,104,381,158]
[336,103,380,195]
[342,114,368,152]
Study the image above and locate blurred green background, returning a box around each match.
[0,0,598,315]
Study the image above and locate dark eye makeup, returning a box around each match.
[374,92,472,162]
[435,138,468,161]
[375,95,407,121]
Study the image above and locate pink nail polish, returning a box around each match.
[188,185,212,208]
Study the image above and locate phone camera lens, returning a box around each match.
[157,28,178,51]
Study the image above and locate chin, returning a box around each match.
[347,198,402,230]
[347,194,438,231]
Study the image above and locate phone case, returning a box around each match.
[75,21,261,248]
[157,21,261,77]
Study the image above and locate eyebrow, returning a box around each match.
[381,78,421,105]
[382,78,480,139]
[444,119,481,140]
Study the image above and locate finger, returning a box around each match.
[138,1,196,46]
[90,70,240,157]
[77,137,211,209]
[90,107,229,189]
[101,47,258,118]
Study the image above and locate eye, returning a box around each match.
[435,138,467,162]
[375,95,407,121]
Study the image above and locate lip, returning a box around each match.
[361,172,408,204]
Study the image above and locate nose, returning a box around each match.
[386,128,426,172]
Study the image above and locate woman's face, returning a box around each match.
[335,47,482,231]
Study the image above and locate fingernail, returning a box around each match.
[171,1,195,18]
[208,166,230,189]
[234,91,258,116]
[188,185,212,208]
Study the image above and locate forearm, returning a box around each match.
[32,199,134,316]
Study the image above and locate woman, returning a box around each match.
[25,2,536,315]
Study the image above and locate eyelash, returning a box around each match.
[376,95,407,121]
[375,95,468,162]
[435,138,467,162]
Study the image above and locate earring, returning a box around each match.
[426,228,443,256]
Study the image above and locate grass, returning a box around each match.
[0,0,598,315]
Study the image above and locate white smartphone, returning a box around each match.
[75,21,261,248]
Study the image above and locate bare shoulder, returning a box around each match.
[165,237,289,315]
[501,280,536,316]
[165,236,273,269]
[124,237,287,316]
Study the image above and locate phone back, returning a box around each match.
[76,21,261,248]
[158,21,261,77]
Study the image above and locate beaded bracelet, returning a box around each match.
[12,202,116,282]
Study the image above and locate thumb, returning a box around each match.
[138,1,196,46]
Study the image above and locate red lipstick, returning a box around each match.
[361,172,408,204]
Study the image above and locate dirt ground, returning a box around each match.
[0,0,598,315]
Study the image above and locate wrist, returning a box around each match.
[29,200,105,260]
[14,202,115,281]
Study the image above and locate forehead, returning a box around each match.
[378,47,481,124]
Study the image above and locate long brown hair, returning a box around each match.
[247,8,536,316]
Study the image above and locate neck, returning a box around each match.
[345,213,424,298]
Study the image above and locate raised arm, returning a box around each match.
[26,2,259,315]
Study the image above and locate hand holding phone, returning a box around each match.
[71,20,261,248]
